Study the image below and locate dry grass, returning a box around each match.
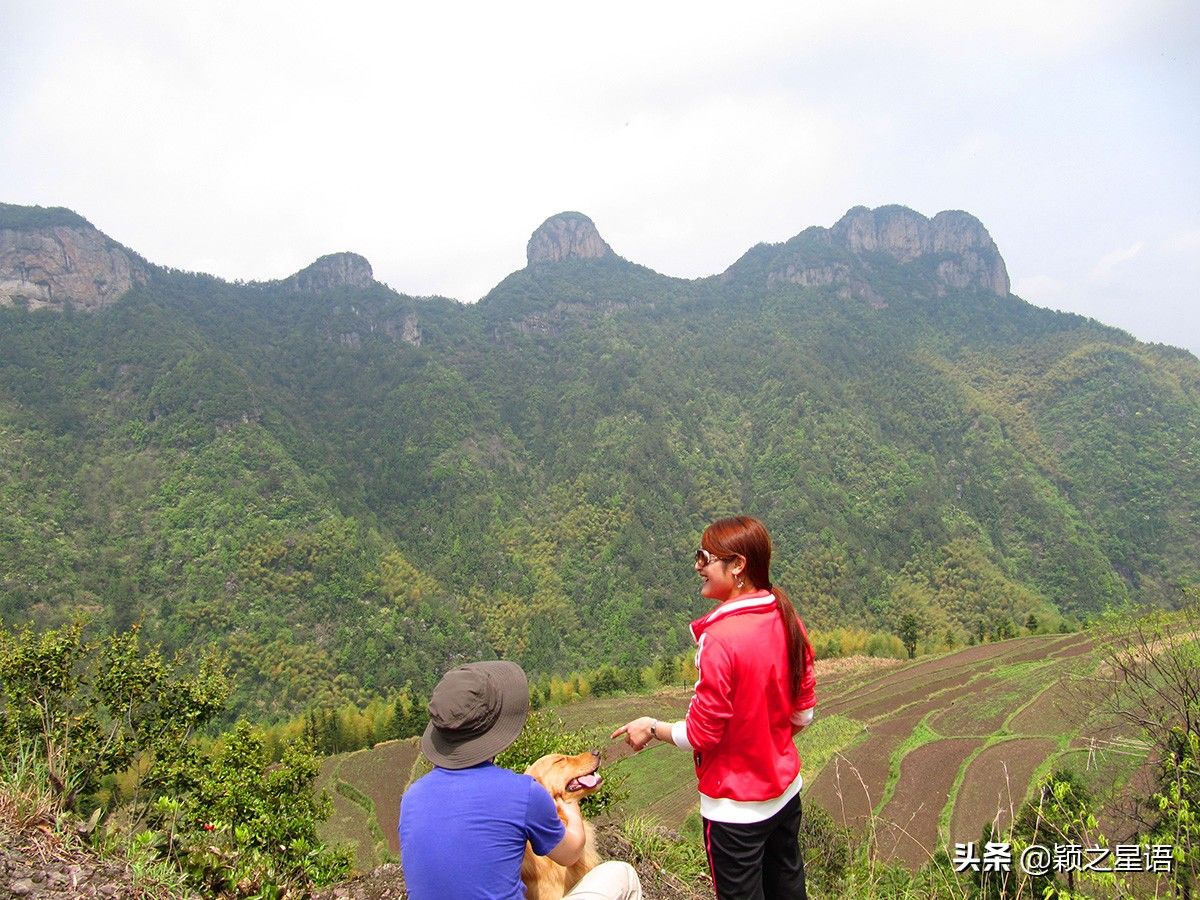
[814,654,907,680]
[0,746,64,862]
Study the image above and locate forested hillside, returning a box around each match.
[2,203,1197,718]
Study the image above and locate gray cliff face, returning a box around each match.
[730,204,1011,301]
[284,252,375,293]
[526,212,613,265]
[0,225,150,312]
[832,206,1010,296]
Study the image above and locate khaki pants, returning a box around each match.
[563,861,642,899]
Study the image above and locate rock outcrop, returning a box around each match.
[526,212,613,265]
[726,204,1010,302]
[283,252,375,293]
[0,221,150,313]
[833,206,1010,296]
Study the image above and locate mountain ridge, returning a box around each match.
[1,200,1014,317]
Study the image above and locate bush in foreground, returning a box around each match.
[0,621,350,896]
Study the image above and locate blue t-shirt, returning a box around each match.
[399,762,566,900]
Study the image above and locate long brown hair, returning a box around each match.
[701,515,809,700]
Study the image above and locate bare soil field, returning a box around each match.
[821,638,1039,719]
[807,698,946,831]
[1048,634,1096,658]
[875,638,1025,678]
[929,663,1061,736]
[338,741,420,853]
[843,669,981,722]
[877,738,982,868]
[949,737,1057,845]
[802,631,1139,870]
[1000,634,1075,664]
[808,745,890,832]
[926,680,1012,735]
[1008,681,1086,735]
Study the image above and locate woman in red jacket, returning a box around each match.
[613,515,816,900]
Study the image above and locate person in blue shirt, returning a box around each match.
[399,661,641,900]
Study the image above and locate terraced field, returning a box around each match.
[804,631,1152,869]
[317,740,421,868]
[318,631,1150,873]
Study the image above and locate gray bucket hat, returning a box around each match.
[420,661,529,769]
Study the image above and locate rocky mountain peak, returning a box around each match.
[526,212,613,265]
[724,204,1010,302]
[0,204,150,312]
[283,252,375,293]
[831,205,1010,295]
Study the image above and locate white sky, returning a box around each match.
[2,1,1197,353]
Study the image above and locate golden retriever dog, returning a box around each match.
[520,750,603,900]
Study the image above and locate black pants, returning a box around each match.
[703,793,807,900]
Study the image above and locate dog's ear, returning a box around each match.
[525,753,566,795]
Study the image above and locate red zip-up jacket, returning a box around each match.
[683,592,816,818]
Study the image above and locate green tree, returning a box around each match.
[0,622,228,808]
[591,664,622,697]
[896,612,922,660]
[655,655,676,686]
[1152,726,1199,894]
[888,579,936,659]
[1079,596,1200,896]
[1013,769,1100,896]
[0,622,349,894]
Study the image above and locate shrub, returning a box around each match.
[495,710,625,817]
[0,622,350,895]
[148,722,351,895]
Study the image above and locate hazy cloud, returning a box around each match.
[1092,242,1147,281]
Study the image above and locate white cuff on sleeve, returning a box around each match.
[670,720,693,750]
[792,707,815,728]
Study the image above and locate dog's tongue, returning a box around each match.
[576,773,601,790]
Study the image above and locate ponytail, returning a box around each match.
[772,584,809,700]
